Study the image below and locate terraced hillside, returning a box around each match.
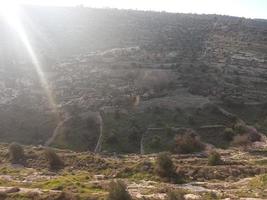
[0,143,267,199]
[0,6,267,152]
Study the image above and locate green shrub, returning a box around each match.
[106,133,118,144]
[208,151,222,166]
[8,143,25,164]
[187,115,196,126]
[223,127,235,141]
[155,152,176,180]
[44,148,64,170]
[233,122,247,134]
[107,180,132,200]
[173,133,205,154]
[149,136,161,149]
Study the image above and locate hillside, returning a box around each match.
[0,6,267,152]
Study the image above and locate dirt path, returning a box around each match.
[45,116,70,146]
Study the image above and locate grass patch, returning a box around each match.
[250,174,267,189]
[254,159,267,165]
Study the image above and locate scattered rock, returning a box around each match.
[184,193,201,200]
[94,174,106,180]
[6,187,20,193]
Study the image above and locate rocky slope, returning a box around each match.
[0,6,267,152]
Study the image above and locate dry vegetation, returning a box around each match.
[0,142,266,199]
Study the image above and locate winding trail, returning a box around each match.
[45,111,104,153]
[140,132,145,154]
[44,116,70,147]
[94,112,103,153]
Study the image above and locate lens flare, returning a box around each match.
[0,1,59,114]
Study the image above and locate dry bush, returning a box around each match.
[231,134,251,146]
[107,180,132,200]
[173,133,205,154]
[0,191,7,199]
[208,151,222,166]
[246,126,262,142]
[167,190,185,200]
[154,152,180,183]
[44,148,64,170]
[8,143,25,164]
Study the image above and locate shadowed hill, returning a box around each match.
[0,6,267,152]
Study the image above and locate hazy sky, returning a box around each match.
[20,0,267,19]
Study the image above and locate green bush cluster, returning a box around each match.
[224,120,262,147]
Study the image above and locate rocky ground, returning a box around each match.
[0,143,266,200]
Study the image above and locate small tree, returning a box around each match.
[107,180,132,200]
[8,143,25,164]
[44,148,64,170]
[155,152,175,180]
[208,151,222,166]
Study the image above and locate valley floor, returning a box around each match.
[0,143,266,199]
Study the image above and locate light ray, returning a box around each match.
[0,1,59,115]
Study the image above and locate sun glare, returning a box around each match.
[0,1,20,28]
[0,0,59,115]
